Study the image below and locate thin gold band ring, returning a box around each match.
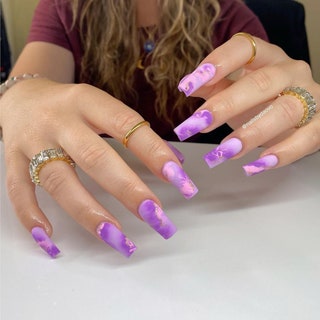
[122,120,150,148]
[232,32,257,65]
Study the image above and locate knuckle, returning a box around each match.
[218,96,237,115]
[118,178,141,199]
[6,174,23,203]
[292,60,312,78]
[41,169,67,196]
[247,69,273,93]
[113,112,142,135]
[77,144,108,171]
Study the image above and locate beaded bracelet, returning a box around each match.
[0,73,41,97]
[0,73,41,140]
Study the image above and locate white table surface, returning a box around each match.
[1,139,320,320]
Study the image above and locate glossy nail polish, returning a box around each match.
[97,222,136,258]
[174,110,213,141]
[242,154,278,176]
[178,63,216,96]
[162,161,198,199]
[203,138,243,168]
[164,140,185,164]
[31,227,60,258]
[139,199,177,239]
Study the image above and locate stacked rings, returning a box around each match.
[280,87,317,127]
[29,147,75,185]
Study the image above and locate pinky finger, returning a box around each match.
[243,114,320,176]
[5,153,60,258]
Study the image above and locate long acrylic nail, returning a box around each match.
[203,138,243,168]
[96,222,136,257]
[164,140,185,164]
[139,200,177,239]
[242,154,278,176]
[174,110,213,141]
[178,63,216,96]
[31,227,60,258]
[162,161,198,199]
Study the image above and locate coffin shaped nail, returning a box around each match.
[97,222,136,257]
[203,138,243,168]
[174,110,213,141]
[31,227,60,258]
[164,140,185,164]
[178,63,216,96]
[242,154,278,176]
[139,199,177,239]
[162,161,198,199]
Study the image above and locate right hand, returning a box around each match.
[0,78,197,257]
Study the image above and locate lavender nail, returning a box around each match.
[97,222,136,258]
[174,110,213,141]
[31,227,60,258]
[242,155,279,176]
[162,161,198,199]
[203,138,243,168]
[139,200,177,239]
[178,63,216,96]
[164,140,185,164]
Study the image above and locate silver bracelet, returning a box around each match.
[0,73,41,141]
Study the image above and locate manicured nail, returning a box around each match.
[242,155,279,176]
[164,140,185,163]
[174,110,213,141]
[162,161,198,199]
[96,222,136,258]
[139,199,177,239]
[31,227,60,258]
[178,63,216,96]
[203,138,243,168]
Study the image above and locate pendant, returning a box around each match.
[137,58,144,70]
[143,40,155,53]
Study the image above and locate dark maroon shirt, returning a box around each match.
[28,0,268,143]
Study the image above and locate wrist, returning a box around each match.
[0,73,42,140]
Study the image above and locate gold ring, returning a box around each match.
[279,87,317,127]
[29,147,76,185]
[122,120,150,148]
[232,32,257,65]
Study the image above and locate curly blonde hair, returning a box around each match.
[70,0,221,124]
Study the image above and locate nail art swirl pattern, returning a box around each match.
[178,63,216,96]
[203,138,243,168]
[162,161,198,199]
[139,200,177,239]
[31,227,60,258]
[174,110,213,141]
[243,155,278,176]
[97,222,136,257]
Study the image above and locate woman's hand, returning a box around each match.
[0,78,198,257]
[174,35,320,175]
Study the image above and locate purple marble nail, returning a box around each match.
[178,63,216,96]
[139,200,177,239]
[97,222,136,258]
[31,227,60,258]
[174,110,213,141]
[203,138,243,168]
[164,140,185,164]
[162,161,198,199]
[242,154,279,176]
